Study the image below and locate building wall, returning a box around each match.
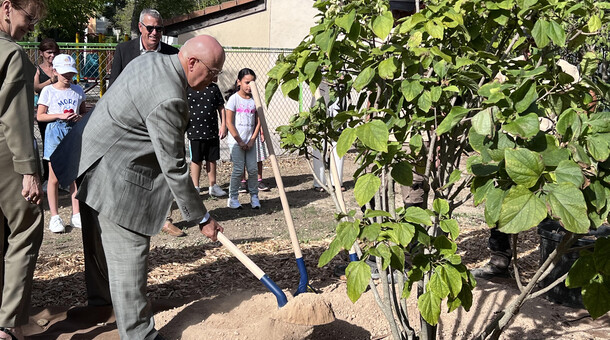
[178,0,317,48]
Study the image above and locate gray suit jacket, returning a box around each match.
[52,53,205,236]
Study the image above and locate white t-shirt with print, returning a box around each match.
[225,92,257,146]
[38,84,86,116]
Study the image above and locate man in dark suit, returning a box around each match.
[109,8,186,238]
[52,35,225,340]
[109,8,179,86]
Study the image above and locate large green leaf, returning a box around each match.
[582,280,610,319]
[417,90,432,112]
[264,80,279,105]
[472,107,494,136]
[498,185,547,233]
[433,198,450,216]
[485,187,506,226]
[594,237,610,275]
[318,237,342,267]
[336,128,357,157]
[336,221,359,250]
[346,261,371,302]
[437,107,470,135]
[355,120,389,152]
[391,161,413,186]
[588,14,602,32]
[546,183,590,234]
[514,82,538,113]
[404,206,433,226]
[555,160,584,188]
[392,222,416,247]
[429,271,450,299]
[353,66,375,91]
[418,291,441,326]
[372,10,394,40]
[532,19,550,48]
[379,57,398,79]
[505,148,544,188]
[566,254,596,288]
[424,20,444,39]
[335,9,356,32]
[354,174,381,206]
[548,20,566,47]
[280,78,300,98]
[440,219,460,239]
[587,135,610,162]
[502,113,540,139]
[440,264,462,298]
[401,80,424,102]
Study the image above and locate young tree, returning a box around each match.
[266,0,610,339]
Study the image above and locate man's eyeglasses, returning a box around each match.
[12,3,38,25]
[196,59,223,76]
[140,22,164,33]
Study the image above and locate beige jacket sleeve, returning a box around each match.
[0,34,38,175]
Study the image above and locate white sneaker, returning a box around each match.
[251,194,261,209]
[71,213,82,229]
[227,197,242,209]
[49,215,65,233]
[209,184,227,197]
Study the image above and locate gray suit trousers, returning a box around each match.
[88,209,159,340]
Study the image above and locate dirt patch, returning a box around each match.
[29,154,610,339]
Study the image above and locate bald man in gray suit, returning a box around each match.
[52,35,225,340]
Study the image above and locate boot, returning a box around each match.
[472,253,510,280]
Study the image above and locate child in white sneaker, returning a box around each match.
[36,54,87,232]
[225,68,261,209]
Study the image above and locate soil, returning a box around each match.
[27,154,610,339]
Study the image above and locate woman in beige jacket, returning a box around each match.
[0,0,46,339]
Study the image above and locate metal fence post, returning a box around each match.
[98,34,106,97]
[75,33,81,83]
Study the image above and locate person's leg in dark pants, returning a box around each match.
[472,227,511,279]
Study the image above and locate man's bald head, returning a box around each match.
[179,35,225,90]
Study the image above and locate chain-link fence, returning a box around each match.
[22,43,304,160]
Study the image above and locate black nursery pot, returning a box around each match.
[537,220,610,308]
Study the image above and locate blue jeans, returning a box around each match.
[229,143,258,198]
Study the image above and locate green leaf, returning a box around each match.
[336,9,356,32]
[472,107,494,136]
[404,206,433,226]
[557,109,577,136]
[417,90,432,112]
[418,291,441,326]
[354,174,381,206]
[502,113,540,139]
[582,280,610,319]
[498,185,547,233]
[532,19,550,48]
[440,219,460,240]
[555,160,584,188]
[280,78,299,98]
[282,130,305,146]
[353,66,375,92]
[505,149,544,188]
[265,80,279,105]
[391,222,415,247]
[434,235,457,256]
[379,57,398,79]
[376,243,392,270]
[401,80,424,102]
[391,161,413,186]
[429,271,450,299]
[372,11,394,39]
[514,82,538,114]
[364,210,392,218]
[361,223,381,242]
[485,188,506,226]
[346,261,372,302]
[318,237,342,267]
[473,178,495,206]
[548,20,566,47]
[437,107,469,135]
[433,198,450,216]
[336,221,359,250]
[355,120,389,152]
[440,264,463,298]
[546,183,590,234]
[442,169,462,190]
[566,254,596,288]
[336,128,357,157]
[588,15,602,32]
[587,135,610,162]
[390,245,406,272]
[424,20,444,39]
[594,237,610,275]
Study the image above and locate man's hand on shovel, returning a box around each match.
[199,218,223,241]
